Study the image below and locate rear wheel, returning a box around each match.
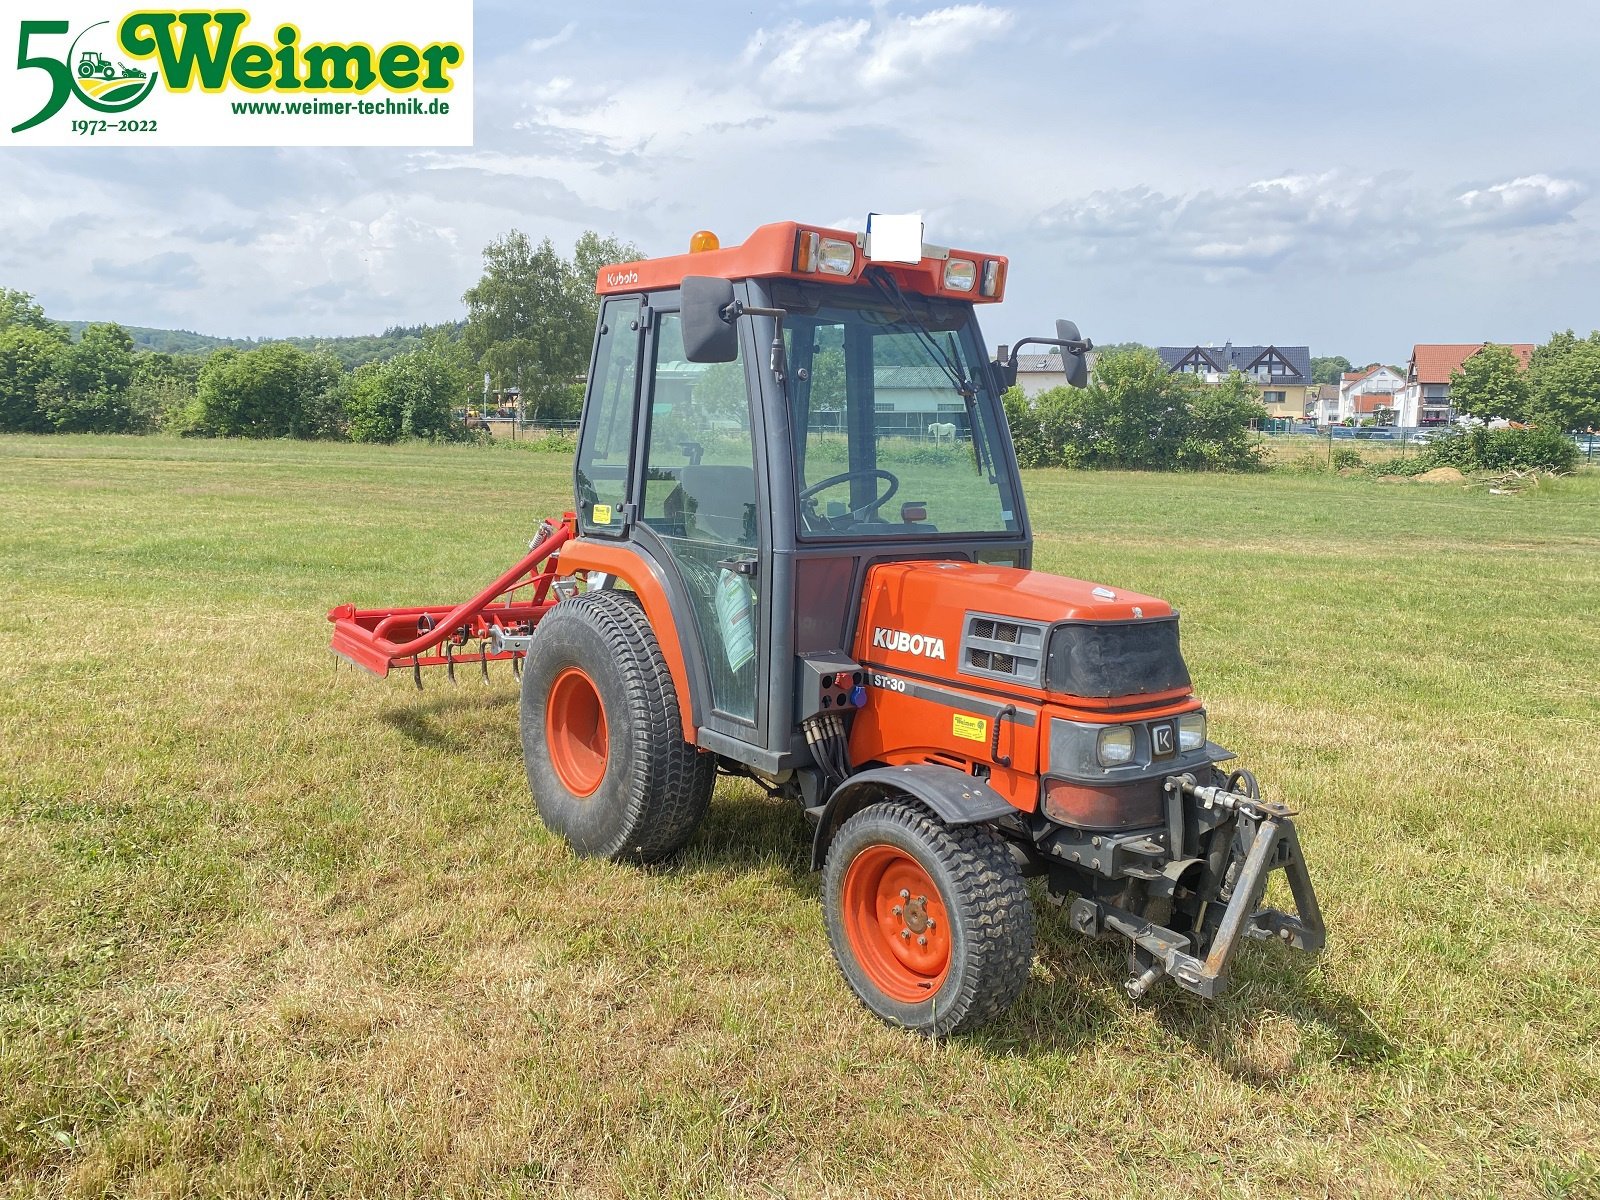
[521,590,714,863]
[822,800,1034,1036]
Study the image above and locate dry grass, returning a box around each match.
[1,435,1597,1199]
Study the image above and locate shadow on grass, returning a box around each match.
[359,720,1385,1072]
[377,688,520,755]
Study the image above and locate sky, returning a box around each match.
[2,0,1598,366]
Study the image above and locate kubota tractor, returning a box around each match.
[329,218,1325,1035]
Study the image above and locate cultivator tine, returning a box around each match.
[479,640,491,683]
[412,658,423,690]
[512,653,522,680]
[445,641,457,684]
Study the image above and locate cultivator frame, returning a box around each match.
[328,516,573,686]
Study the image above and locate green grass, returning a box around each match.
[2,435,1598,1199]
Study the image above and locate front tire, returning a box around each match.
[822,800,1035,1036]
[521,590,714,864]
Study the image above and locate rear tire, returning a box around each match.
[822,799,1034,1036]
[520,590,714,863]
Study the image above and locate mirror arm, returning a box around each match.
[1002,335,1094,365]
[722,301,788,385]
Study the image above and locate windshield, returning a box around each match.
[774,278,1021,540]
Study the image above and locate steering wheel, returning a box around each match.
[797,468,900,531]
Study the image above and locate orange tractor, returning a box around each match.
[330,218,1324,1034]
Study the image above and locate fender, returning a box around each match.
[811,763,1019,870]
[557,538,700,740]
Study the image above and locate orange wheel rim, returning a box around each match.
[546,667,608,797]
[840,845,952,1003]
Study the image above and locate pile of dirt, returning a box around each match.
[1413,466,1466,484]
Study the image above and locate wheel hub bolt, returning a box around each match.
[901,930,911,940]
[900,889,910,900]
[891,904,903,916]
[917,935,927,947]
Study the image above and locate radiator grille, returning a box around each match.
[961,615,1043,684]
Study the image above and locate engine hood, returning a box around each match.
[852,560,1175,679]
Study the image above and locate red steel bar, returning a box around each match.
[329,520,574,677]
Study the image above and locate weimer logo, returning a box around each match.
[11,19,161,131]
[3,2,473,147]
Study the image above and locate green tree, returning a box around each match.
[193,343,346,438]
[1311,355,1353,385]
[345,336,473,443]
[0,287,61,335]
[126,352,202,432]
[464,230,642,423]
[1449,344,1530,423]
[1000,349,1263,472]
[0,324,65,433]
[463,232,584,423]
[41,323,137,433]
[1528,330,1600,432]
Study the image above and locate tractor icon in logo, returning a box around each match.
[77,51,147,83]
[69,22,159,110]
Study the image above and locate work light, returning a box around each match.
[1178,712,1207,752]
[1096,725,1135,766]
[943,258,977,292]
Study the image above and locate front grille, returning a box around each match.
[961,615,1043,684]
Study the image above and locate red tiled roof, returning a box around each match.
[1409,343,1534,385]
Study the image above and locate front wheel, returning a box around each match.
[822,800,1034,1036]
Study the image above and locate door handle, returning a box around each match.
[718,555,759,577]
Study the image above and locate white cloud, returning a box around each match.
[747,5,1014,108]
[1036,171,1592,280]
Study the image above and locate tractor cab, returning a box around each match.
[568,219,1059,773]
[328,218,1324,1036]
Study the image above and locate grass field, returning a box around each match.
[2,435,1598,1199]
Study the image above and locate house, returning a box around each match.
[1011,350,1100,397]
[1155,342,1313,422]
[1333,364,1404,424]
[1398,343,1535,427]
[1013,352,1068,397]
[1312,383,1340,424]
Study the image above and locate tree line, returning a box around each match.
[0,228,638,442]
[1447,337,1600,432]
[1004,348,1270,472]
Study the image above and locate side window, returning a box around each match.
[575,297,642,535]
[641,313,758,545]
[642,311,762,723]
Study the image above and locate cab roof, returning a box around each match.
[594,220,1008,304]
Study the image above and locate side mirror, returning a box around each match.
[1057,319,1090,388]
[681,276,738,363]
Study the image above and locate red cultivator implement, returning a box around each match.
[328,515,574,686]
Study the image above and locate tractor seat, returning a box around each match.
[672,465,757,544]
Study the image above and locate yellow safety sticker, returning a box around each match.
[591,503,613,525]
[952,713,988,743]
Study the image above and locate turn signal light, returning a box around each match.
[689,230,720,253]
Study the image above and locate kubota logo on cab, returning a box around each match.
[1,2,472,147]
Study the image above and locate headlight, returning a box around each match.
[795,231,856,276]
[817,237,855,275]
[1096,725,1135,766]
[1178,712,1206,752]
[943,258,977,292]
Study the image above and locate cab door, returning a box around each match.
[634,294,769,732]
